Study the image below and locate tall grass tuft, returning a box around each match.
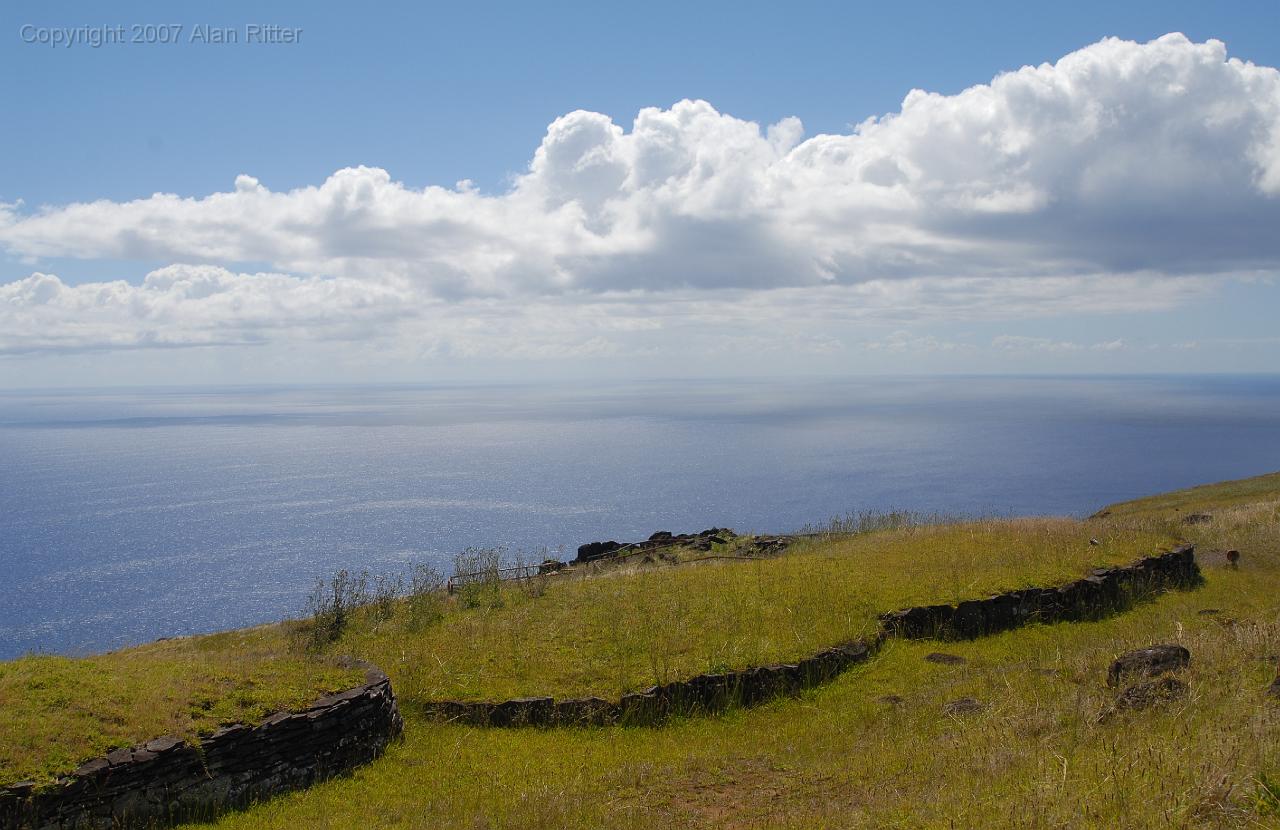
[798,508,963,536]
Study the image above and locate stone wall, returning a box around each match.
[420,544,1200,728]
[0,664,402,830]
[420,640,877,727]
[878,543,1199,639]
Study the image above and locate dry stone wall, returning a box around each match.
[421,544,1200,728]
[0,664,402,830]
[878,543,1199,639]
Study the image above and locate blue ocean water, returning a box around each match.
[2,375,1278,659]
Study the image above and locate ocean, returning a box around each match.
[2,375,1278,659]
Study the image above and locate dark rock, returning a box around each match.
[1113,676,1189,711]
[490,696,553,727]
[553,697,616,727]
[942,698,985,715]
[618,691,663,725]
[950,600,988,637]
[1226,549,1240,567]
[143,736,182,754]
[648,531,673,541]
[72,758,109,778]
[1107,644,1190,687]
[925,652,967,665]
[537,559,566,574]
[574,540,623,563]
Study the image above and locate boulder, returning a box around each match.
[1107,644,1190,686]
[574,540,623,563]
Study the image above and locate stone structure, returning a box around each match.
[0,664,402,830]
[421,544,1201,729]
[419,641,876,727]
[878,544,1199,640]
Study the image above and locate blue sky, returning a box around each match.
[1,1,1279,384]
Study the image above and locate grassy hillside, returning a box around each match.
[1095,471,1280,519]
[0,631,362,786]
[325,519,1169,703]
[192,473,1278,830]
[0,519,1169,786]
[4,471,1280,828]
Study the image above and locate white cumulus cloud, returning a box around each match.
[1,33,1278,357]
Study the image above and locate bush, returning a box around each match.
[302,569,369,650]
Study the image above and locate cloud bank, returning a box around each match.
[1,33,1278,356]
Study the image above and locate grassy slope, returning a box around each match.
[187,474,1280,830]
[326,519,1169,702]
[1097,471,1280,518]
[0,629,361,786]
[0,519,1168,785]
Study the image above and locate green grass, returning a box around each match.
[5,471,1280,828]
[318,519,1172,703]
[1095,471,1280,519]
[0,629,362,786]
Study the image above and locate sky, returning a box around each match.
[1,0,1279,386]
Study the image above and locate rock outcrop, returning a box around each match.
[1107,644,1191,687]
[573,528,744,564]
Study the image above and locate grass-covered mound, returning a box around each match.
[0,629,362,786]
[322,519,1171,702]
